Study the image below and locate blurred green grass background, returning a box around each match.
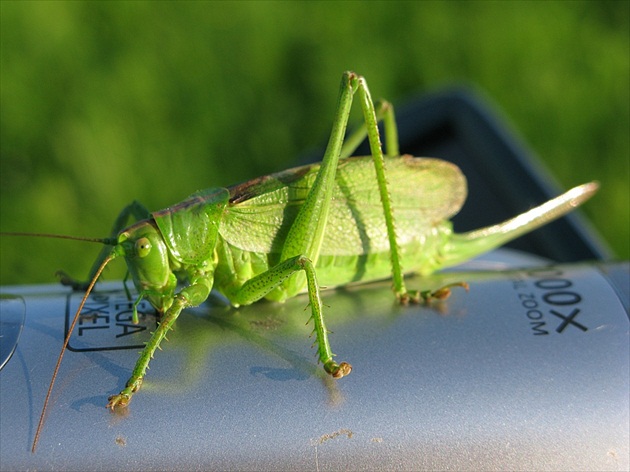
[1,1,628,285]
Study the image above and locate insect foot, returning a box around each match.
[324,360,352,379]
[397,282,470,305]
[419,282,470,303]
[396,291,417,306]
[107,394,131,410]
[107,377,143,410]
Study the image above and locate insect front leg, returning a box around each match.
[106,272,213,409]
[230,255,352,379]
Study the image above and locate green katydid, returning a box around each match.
[3,72,598,452]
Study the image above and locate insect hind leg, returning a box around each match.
[230,255,352,379]
[339,99,399,159]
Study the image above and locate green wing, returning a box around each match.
[220,155,467,256]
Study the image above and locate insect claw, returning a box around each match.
[106,393,131,410]
[395,291,413,305]
[324,360,352,379]
[420,282,470,303]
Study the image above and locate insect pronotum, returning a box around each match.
[1,72,598,452]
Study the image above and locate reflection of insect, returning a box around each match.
[3,72,598,451]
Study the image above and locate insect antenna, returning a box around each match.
[0,232,117,245]
[31,252,116,453]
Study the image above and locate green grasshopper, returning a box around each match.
[5,72,598,452]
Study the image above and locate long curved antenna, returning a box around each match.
[31,253,116,453]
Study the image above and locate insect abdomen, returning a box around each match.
[214,222,453,304]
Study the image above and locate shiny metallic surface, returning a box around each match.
[0,295,25,371]
[0,251,628,470]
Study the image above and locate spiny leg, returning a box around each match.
[349,75,412,302]
[106,299,182,409]
[277,73,404,288]
[107,275,213,409]
[274,72,435,375]
[231,255,351,379]
[300,256,352,378]
[350,76,469,304]
[339,99,398,160]
[284,72,412,303]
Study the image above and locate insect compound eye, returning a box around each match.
[135,237,152,258]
